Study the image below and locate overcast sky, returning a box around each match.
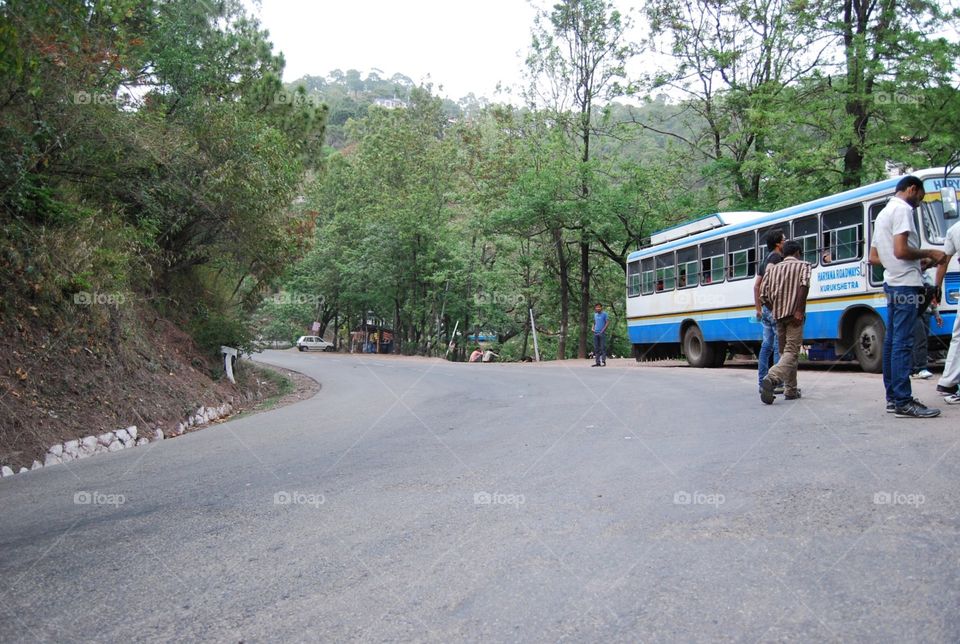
[251,0,540,100]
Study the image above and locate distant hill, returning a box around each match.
[286,69,491,148]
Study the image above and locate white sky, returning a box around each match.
[250,0,540,101]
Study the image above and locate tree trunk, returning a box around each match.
[554,226,569,360]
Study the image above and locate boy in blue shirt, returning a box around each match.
[592,303,609,367]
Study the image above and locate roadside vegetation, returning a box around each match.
[1,0,959,458]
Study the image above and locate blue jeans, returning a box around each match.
[758,305,780,387]
[883,285,921,406]
[593,333,606,364]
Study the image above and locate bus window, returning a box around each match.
[868,203,884,285]
[627,260,641,297]
[727,231,756,280]
[677,246,698,288]
[655,252,676,291]
[793,215,819,265]
[821,205,863,264]
[700,239,725,284]
[641,258,655,294]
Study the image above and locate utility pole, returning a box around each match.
[529,308,541,362]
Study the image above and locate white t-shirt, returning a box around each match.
[943,220,960,257]
[871,196,922,287]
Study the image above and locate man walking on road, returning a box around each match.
[870,175,945,418]
[759,240,811,404]
[754,228,785,393]
[592,303,608,367]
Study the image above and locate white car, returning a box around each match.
[296,336,334,352]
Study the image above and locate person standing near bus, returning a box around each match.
[869,175,945,418]
[754,228,785,393]
[592,303,609,367]
[759,241,811,404]
[932,219,960,401]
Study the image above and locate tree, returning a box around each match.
[526,0,638,358]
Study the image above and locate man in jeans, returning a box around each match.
[754,228,785,393]
[759,241,811,404]
[592,303,609,367]
[869,175,945,418]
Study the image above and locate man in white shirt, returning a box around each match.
[869,175,945,418]
[933,218,960,401]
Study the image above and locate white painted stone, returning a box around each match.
[98,433,115,446]
[64,439,80,452]
[1,466,14,477]
[61,451,76,462]
[154,428,165,441]
[135,438,149,446]
[31,460,43,470]
[197,406,206,418]
[115,428,130,443]
[44,453,62,466]
[126,426,138,440]
[18,467,28,474]
[81,436,98,450]
[48,444,63,457]
[108,441,124,452]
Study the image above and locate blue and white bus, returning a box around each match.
[625,168,960,371]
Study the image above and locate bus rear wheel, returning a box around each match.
[853,314,884,373]
[683,325,715,368]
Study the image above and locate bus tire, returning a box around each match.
[853,314,884,373]
[682,325,715,368]
[709,342,728,368]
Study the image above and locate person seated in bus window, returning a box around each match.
[678,273,687,288]
[821,250,833,263]
[656,279,664,292]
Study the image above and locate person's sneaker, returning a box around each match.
[937,384,959,395]
[945,394,960,404]
[774,385,785,394]
[591,363,601,367]
[784,390,802,400]
[911,369,934,379]
[894,400,941,418]
[886,401,895,413]
[760,376,776,405]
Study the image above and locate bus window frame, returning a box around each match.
[792,214,820,267]
[677,246,699,289]
[655,251,676,292]
[867,201,886,287]
[700,239,725,285]
[821,204,864,265]
[627,260,641,298]
[640,257,655,295]
[726,231,757,281]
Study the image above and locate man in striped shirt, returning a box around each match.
[759,240,811,404]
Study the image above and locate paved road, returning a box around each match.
[1,351,959,642]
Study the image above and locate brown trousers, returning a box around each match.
[767,317,803,395]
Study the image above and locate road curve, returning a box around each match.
[1,351,958,642]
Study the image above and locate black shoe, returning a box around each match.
[784,389,802,400]
[591,363,601,367]
[760,376,776,405]
[886,401,895,413]
[894,401,941,418]
[937,384,959,395]
[601,361,606,366]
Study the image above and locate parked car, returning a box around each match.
[296,336,334,352]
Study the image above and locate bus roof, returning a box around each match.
[626,170,943,261]
[649,211,767,246]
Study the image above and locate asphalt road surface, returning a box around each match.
[2,351,959,642]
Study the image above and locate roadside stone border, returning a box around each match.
[0,403,234,479]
